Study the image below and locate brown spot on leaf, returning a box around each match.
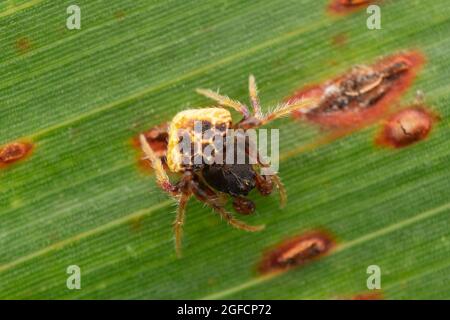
[351,292,383,300]
[331,33,348,47]
[376,107,438,148]
[0,142,33,168]
[114,10,126,21]
[328,0,378,15]
[258,231,335,274]
[15,37,32,54]
[288,51,425,129]
[132,122,169,172]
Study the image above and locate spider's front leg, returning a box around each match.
[248,74,262,118]
[172,171,194,258]
[141,134,190,257]
[238,75,319,129]
[140,134,178,196]
[196,88,251,119]
[250,97,318,128]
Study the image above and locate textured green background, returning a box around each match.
[0,0,449,299]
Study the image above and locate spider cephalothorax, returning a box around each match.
[140,75,316,256]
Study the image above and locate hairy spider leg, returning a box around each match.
[140,134,178,195]
[248,74,262,118]
[197,76,318,128]
[190,178,265,232]
[269,174,287,208]
[141,134,193,256]
[196,88,251,119]
[253,166,287,208]
[258,98,318,125]
[173,189,190,257]
[231,196,256,215]
[241,137,287,208]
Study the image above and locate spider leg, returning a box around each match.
[173,190,191,258]
[248,75,262,118]
[232,196,255,215]
[258,98,318,126]
[235,97,319,130]
[254,170,287,208]
[212,201,265,232]
[141,134,190,257]
[140,134,178,196]
[270,174,287,208]
[255,173,273,196]
[196,88,251,119]
[190,179,265,232]
[252,146,287,208]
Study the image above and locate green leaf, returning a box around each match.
[1,0,449,299]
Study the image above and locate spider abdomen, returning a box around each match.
[201,164,256,196]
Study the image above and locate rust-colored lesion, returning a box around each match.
[258,230,336,274]
[15,37,32,54]
[288,51,425,129]
[0,141,34,168]
[331,33,348,48]
[132,122,169,173]
[328,0,379,15]
[351,291,383,300]
[375,106,439,149]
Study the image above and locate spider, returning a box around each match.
[140,75,316,256]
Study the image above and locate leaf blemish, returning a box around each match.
[350,292,383,300]
[0,142,33,168]
[328,0,378,15]
[132,122,169,173]
[114,10,126,21]
[376,107,438,148]
[288,51,425,129]
[16,37,32,54]
[129,215,144,233]
[258,231,335,274]
[331,33,348,47]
